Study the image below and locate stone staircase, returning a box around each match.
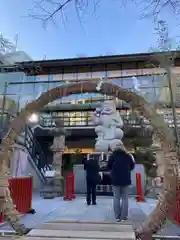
[0,221,135,239]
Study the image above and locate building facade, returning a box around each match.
[0,51,32,65]
[0,51,180,154]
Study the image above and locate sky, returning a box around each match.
[0,0,179,60]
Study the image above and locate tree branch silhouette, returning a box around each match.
[28,0,92,27]
[28,0,180,27]
[139,0,180,20]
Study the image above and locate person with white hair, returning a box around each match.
[107,147,135,222]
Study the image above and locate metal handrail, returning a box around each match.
[0,112,51,180]
[25,125,51,178]
[38,114,151,128]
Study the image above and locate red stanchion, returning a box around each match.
[0,177,33,223]
[63,174,75,201]
[63,174,71,200]
[169,182,180,225]
[0,213,3,223]
[136,172,145,202]
[71,174,75,200]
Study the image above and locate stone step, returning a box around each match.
[27,228,135,239]
[0,238,17,240]
[36,222,133,232]
[0,221,135,240]
[47,220,133,225]
[24,238,134,240]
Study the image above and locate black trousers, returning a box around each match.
[86,180,97,204]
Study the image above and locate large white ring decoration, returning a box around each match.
[0,81,178,239]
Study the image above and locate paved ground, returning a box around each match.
[0,194,179,237]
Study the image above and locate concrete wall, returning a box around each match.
[11,144,45,191]
[26,155,45,190]
[73,164,87,194]
[73,164,146,195]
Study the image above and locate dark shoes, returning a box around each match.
[86,202,97,205]
[116,218,121,222]
[116,217,128,223]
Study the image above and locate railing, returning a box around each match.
[0,113,12,138]
[39,116,94,128]
[39,114,151,128]
[39,111,180,130]
[45,94,115,106]
[24,125,51,180]
[0,112,51,180]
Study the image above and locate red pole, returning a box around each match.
[71,174,75,200]
[63,175,68,200]
[64,174,72,200]
[136,172,145,202]
[168,182,180,225]
[63,174,76,201]
[68,175,73,200]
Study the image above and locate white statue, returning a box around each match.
[92,100,125,152]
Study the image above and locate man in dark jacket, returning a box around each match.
[107,147,135,222]
[84,156,100,205]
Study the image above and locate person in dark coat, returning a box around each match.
[84,155,100,205]
[107,147,135,222]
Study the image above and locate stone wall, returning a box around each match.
[73,164,146,195]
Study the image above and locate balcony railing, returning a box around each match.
[39,113,150,128]
[39,111,180,130]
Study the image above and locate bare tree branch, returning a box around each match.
[0,34,15,54]
[44,0,72,23]
[28,0,180,27]
[137,0,180,20]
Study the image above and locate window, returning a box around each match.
[35,75,49,81]
[141,68,165,76]
[6,84,22,96]
[107,70,121,78]
[5,72,25,84]
[111,79,123,87]
[153,74,168,87]
[77,72,91,81]
[49,81,65,89]
[87,111,93,125]
[139,87,155,95]
[155,86,170,103]
[63,73,76,81]
[3,94,19,109]
[138,76,154,87]
[21,83,36,95]
[37,82,49,92]
[121,77,134,89]
[57,112,64,117]
[52,74,63,81]
[91,71,106,79]
[24,75,36,83]
[121,69,141,77]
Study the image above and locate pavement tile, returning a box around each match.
[0,194,180,237]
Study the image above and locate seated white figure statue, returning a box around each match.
[92,100,124,152]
